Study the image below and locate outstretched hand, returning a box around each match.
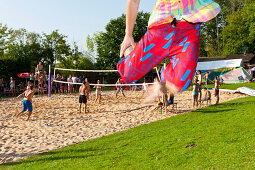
[120,34,136,58]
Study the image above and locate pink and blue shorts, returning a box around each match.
[117,21,200,91]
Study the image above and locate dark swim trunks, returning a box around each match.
[79,95,87,103]
[23,100,33,112]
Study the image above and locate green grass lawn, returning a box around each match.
[2,96,255,169]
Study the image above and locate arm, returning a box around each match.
[119,0,140,57]
[17,92,25,98]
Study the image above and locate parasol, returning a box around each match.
[17,72,30,79]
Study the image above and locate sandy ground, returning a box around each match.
[0,90,247,164]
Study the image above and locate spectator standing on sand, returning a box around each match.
[192,78,199,108]
[205,72,209,87]
[72,75,78,93]
[196,70,203,103]
[60,75,67,94]
[214,76,220,104]
[10,77,16,96]
[67,75,73,95]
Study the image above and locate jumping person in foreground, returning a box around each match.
[79,81,88,113]
[14,85,34,121]
[118,0,221,95]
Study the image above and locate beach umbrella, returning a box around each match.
[18,72,30,79]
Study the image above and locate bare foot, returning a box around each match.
[143,80,178,104]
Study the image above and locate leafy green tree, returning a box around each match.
[95,11,150,69]
[222,2,255,55]
[41,30,71,67]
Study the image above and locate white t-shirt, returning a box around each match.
[72,77,77,83]
[67,78,73,86]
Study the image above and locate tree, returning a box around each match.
[41,30,71,67]
[95,11,150,69]
[222,3,255,55]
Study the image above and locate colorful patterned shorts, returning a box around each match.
[117,21,200,91]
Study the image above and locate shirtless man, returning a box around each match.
[79,81,87,113]
[199,87,211,104]
[85,78,91,100]
[37,61,43,73]
[94,80,102,103]
[38,72,44,95]
[14,85,34,121]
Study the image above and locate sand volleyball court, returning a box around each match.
[0,90,246,163]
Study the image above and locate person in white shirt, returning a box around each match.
[67,75,73,95]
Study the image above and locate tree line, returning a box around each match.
[1,1,254,79]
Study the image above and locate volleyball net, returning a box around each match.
[52,67,157,87]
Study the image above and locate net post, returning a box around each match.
[155,67,161,81]
[48,65,51,97]
[53,67,56,79]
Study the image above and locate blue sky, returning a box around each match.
[0,0,155,50]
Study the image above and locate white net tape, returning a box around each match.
[52,80,154,87]
[53,67,156,86]
[54,68,118,73]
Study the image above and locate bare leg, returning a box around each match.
[216,97,219,104]
[26,111,32,121]
[116,89,119,98]
[95,94,98,103]
[99,94,101,104]
[14,111,25,119]
[122,90,126,98]
[193,95,195,108]
[79,103,82,113]
[84,103,87,113]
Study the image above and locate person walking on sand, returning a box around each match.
[14,85,34,121]
[79,81,88,113]
[94,80,103,103]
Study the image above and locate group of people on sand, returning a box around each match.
[192,71,221,108]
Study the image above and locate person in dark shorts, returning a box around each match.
[79,80,87,113]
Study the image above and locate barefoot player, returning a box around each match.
[79,81,87,113]
[14,85,34,121]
